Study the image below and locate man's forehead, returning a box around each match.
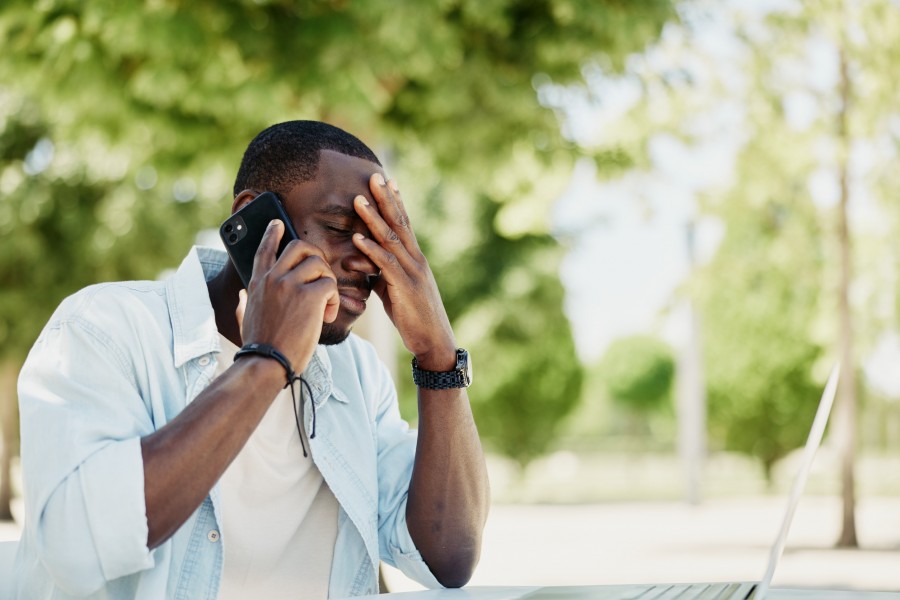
[315,149,382,181]
[284,149,382,211]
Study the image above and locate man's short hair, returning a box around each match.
[233,121,381,198]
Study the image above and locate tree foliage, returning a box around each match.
[0,0,676,486]
[551,1,900,514]
[599,335,675,413]
[698,170,825,482]
[0,97,205,362]
[448,201,584,468]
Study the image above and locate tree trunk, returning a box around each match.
[834,44,858,549]
[0,361,19,521]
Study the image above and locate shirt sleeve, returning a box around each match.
[369,356,442,589]
[18,310,155,596]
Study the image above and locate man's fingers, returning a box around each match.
[353,195,423,272]
[352,231,404,277]
[251,219,284,284]
[297,276,339,323]
[283,254,338,287]
[368,173,419,249]
[268,238,330,278]
[386,178,415,236]
[355,195,402,246]
[323,286,340,323]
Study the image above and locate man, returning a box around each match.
[15,121,490,599]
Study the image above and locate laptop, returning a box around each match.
[522,362,842,600]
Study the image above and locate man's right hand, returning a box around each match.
[236,219,340,374]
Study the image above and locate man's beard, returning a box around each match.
[318,321,352,346]
[316,276,372,346]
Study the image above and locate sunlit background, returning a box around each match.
[2,0,900,593]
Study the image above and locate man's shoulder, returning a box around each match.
[48,278,168,331]
[49,245,217,329]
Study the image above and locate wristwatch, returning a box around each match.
[411,348,473,390]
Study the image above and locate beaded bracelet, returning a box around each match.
[234,342,296,384]
[234,342,316,457]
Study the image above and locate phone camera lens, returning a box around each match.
[224,223,233,233]
[228,233,238,243]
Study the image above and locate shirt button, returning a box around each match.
[207,530,220,542]
[198,356,211,367]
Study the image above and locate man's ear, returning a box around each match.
[232,189,261,214]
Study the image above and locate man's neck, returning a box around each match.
[206,264,244,349]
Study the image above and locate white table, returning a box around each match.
[353,585,900,600]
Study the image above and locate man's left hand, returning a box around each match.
[352,173,456,371]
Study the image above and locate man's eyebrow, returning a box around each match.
[316,204,358,219]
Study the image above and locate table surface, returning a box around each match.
[352,584,900,600]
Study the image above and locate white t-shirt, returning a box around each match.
[215,335,339,600]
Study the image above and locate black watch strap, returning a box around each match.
[411,349,472,390]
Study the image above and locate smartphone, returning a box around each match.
[219,191,300,288]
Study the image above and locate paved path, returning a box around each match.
[384,496,900,593]
[4,496,899,592]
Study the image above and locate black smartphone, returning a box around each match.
[219,191,300,288]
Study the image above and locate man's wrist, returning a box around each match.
[231,352,288,388]
[412,348,472,390]
[412,345,458,372]
[413,333,459,371]
[234,342,297,387]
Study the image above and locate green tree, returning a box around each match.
[0,99,207,518]
[698,173,825,485]
[551,0,900,543]
[699,0,900,548]
[0,0,677,513]
[599,335,675,413]
[768,0,900,549]
[444,200,584,468]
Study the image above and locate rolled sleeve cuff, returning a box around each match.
[81,437,154,580]
[388,520,442,589]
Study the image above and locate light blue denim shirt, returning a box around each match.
[15,246,441,599]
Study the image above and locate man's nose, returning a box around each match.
[342,246,380,278]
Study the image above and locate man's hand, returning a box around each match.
[352,173,457,370]
[236,219,340,372]
[352,173,489,587]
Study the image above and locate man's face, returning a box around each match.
[281,149,382,345]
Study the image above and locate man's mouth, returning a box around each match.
[338,287,369,315]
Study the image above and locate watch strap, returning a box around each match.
[411,349,471,390]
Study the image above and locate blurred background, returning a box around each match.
[2,0,900,593]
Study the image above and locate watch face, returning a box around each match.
[457,349,472,385]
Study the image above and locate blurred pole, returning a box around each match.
[834,42,858,548]
[677,220,706,505]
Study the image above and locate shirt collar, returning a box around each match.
[166,246,227,369]
[302,345,349,405]
[164,247,350,405]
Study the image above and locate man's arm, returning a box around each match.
[142,223,340,548]
[352,174,490,587]
[140,355,285,548]
[408,381,490,587]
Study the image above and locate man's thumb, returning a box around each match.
[236,289,247,333]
